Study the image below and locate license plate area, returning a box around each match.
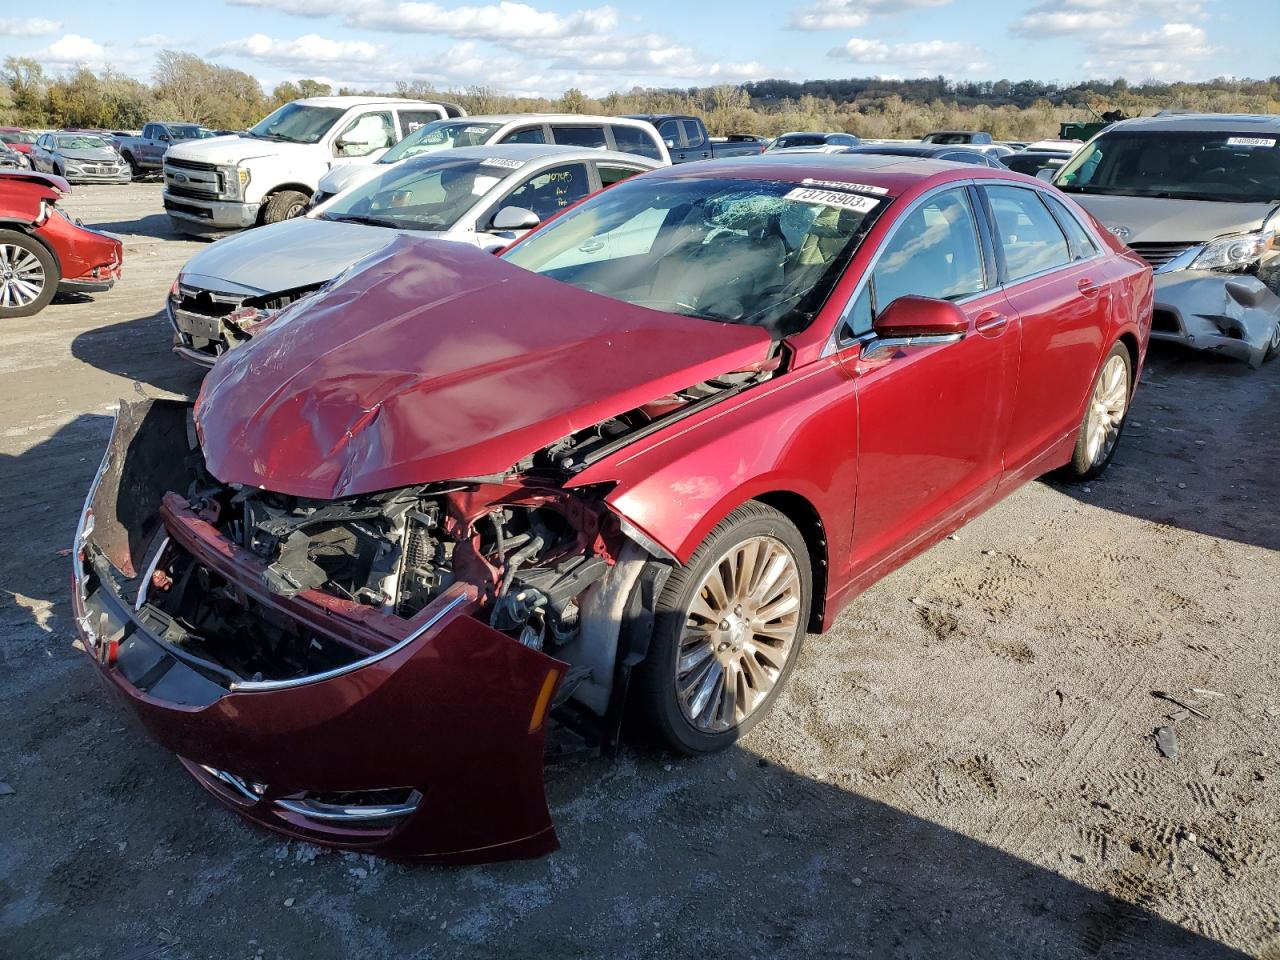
[174,309,224,342]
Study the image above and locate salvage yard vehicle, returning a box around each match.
[620,114,766,163]
[162,96,465,233]
[766,131,861,152]
[313,114,670,205]
[72,154,1150,862]
[0,171,123,317]
[167,144,661,365]
[0,128,36,163]
[28,132,130,184]
[117,122,217,178]
[838,143,1007,168]
[1055,113,1280,366]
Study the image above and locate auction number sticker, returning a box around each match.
[480,157,526,169]
[1226,137,1276,148]
[785,187,880,213]
[801,177,889,196]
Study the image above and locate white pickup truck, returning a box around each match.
[161,96,465,232]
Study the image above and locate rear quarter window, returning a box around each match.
[550,125,607,149]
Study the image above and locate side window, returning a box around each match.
[842,283,874,339]
[142,124,154,140]
[596,164,643,187]
[1042,193,1100,260]
[397,110,444,139]
[549,125,607,149]
[872,188,986,309]
[679,120,705,149]
[656,119,680,148]
[500,124,547,144]
[607,124,662,160]
[333,111,395,157]
[985,185,1072,281]
[502,163,591,221]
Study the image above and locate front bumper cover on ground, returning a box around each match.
[1152,270,1280,368]
[71,399,568,863]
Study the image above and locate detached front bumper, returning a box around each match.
[71,399,567,863]
[1151,270,1280,368]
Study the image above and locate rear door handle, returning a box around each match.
[975,311,1010,334]
[1077,277,1101,297]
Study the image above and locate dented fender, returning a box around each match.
[1153,270,1280,368]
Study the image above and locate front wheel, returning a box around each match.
[0,229,59,318]
[634,502,810,754]
[121,153,138,180]
[260,189,309,225]
[1062,341,1132,481]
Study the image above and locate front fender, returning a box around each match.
[570,356,858,591]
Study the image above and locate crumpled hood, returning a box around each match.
[181,215,443,296]
[196,237,772,499]
[60,147,119,163]
[166,135,302,166]
[1067,193,1276,244]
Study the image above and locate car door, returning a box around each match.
[837,185,1021,578]
[679,120,711,161]
[330,110,396,166]
[979,184,1110,484]
[32,135,50,172]
[657,119,685,161]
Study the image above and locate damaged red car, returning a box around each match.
[0,170,123,317]
[73,155,1152,862]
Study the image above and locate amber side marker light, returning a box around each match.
[529,670,560,733]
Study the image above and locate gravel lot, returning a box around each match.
[2,183,1278,960]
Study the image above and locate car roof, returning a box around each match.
[846,144,976,156]
[441,114,657,127]
[1109,113,1280,134]
[406,143,661,166]
[778,131,841,138]
[648,151,1031,195]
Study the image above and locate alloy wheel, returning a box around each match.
[1084,353,1128,467]
[0,244,47,309]
[675,535,802,733]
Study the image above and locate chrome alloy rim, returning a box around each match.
[676,535,802,733]
[0,244,45,308]
[1085,354,1128,467]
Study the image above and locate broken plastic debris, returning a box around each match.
[1155,726,1178,759]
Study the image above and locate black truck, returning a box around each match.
[622,114,766,163]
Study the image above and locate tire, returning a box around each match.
[1061,341,1132,482]
[633,501,811,754]
[0,229,59,318]
[260,189,310,225]
[121,153,138,180]
[1264,321,1280,362]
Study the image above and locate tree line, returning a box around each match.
[3,50,1278,142]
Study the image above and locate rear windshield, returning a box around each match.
[380,120,503,164]
[315,156,510,231]
[768,135,826,150]
[1056,130,1280,203]
[168,125,204,140]
[0,131,35,145]
[503,176,888,336]
[923,133,971,144]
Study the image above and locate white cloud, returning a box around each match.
[225,0,351,15]
[1011,0,1206,36]
[137,33,182,47]
[38,34,110,66]
[0,17,61,36]
[212,32,387,68]
[829,36,987,74]
[1083,22,1215,80]
[790,0,950,31]
[349,1,618,38]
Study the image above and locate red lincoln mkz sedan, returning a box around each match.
[73,154,1152,862]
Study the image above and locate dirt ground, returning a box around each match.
[1,183,1278,960]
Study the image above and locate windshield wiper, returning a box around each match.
[321,213,399,229]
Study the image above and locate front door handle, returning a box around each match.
[975,311,1010,334]
[1077,277,1101,297]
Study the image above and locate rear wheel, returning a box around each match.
[260,189,309,225]
[634,502,810,754]
[1265,321,1280,362]
[1062,341,1131,481]
[0,230,59,318]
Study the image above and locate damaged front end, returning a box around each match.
[168,280,317,368]
[71,397,693,862]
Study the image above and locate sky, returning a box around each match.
[0,0,1269,99]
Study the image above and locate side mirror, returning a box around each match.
[865,295,967,360]
[490,206,540,232]
[158,133,170,142]
[1036,168,1055,182]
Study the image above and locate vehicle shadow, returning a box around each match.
[69,311,206,399]
[1050,341,1280,552]
[91,210,212,243]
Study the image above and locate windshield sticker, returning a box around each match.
[464,125,492,135]
[784,187,880,213]
[480,157,525,169]
[800,177,889,196]
[1226,136,1276,148]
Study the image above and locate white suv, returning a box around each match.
[162,96,465,232]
